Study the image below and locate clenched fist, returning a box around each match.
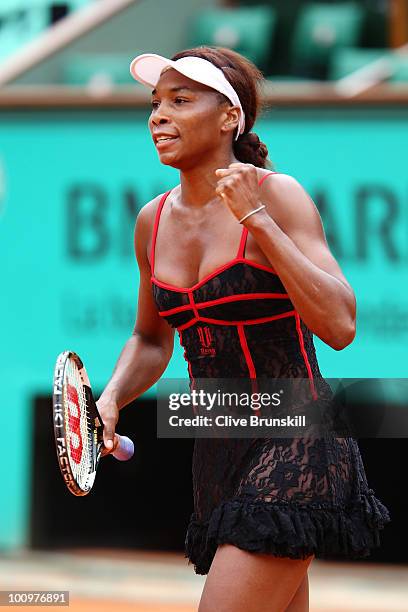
[215,162,265,223]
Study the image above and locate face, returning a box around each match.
[148,68,239,169]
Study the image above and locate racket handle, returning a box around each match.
[112,435,134,461]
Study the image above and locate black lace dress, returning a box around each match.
[150,173,390,575]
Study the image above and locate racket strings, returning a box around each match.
[63,357,94,489]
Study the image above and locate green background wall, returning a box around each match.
[1,106,407,549]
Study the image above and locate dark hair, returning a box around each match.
[171,46,273,169]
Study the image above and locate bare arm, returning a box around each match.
[97,195,175,449]
[246,174,356,350]
[215,166,356,350]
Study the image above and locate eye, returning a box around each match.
[151,100,160,109]
[174,98,187,104]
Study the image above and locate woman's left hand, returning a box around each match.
[215,162,263,222]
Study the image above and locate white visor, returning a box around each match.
[130,53,245,141]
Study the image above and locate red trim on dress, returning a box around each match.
[188,291,199,319]
[259,171,279,186]
[194,291,290,307]
[237,324,260,399]
[243,259,277,274]
[237,226,248,259]
[162,310,296,327]
[197,293,289,308]
[237,325,256,378]
[195,311,296,326]
[151,258,278,291]
[177,318,200,332]
[158,292,290,316]
[294,312,318,401]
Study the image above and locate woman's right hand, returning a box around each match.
[96,395,120,457]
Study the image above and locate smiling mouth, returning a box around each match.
[156,136,178,151]
[157,137,175,142]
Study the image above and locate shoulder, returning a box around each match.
[256,170,319,231]
[135,189,176,238]
[136,192,167,231]
[256,169,308,201]
[257,169,305,195]
[133,190,172,263]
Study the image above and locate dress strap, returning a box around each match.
[150,190,172,276]
[236,225,249,259]
[236,172,279,259]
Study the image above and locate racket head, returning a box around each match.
[52,351,104,496]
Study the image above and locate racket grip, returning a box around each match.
[112,435,134,461]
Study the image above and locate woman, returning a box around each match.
[97,47,390,611]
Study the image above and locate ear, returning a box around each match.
[220,105,240,137]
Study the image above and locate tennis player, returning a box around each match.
[96,47,390,611]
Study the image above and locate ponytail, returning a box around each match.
[233,131,273,169]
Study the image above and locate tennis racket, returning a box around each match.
[52,350,134,496]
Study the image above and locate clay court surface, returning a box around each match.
[57,603,195,612]
[1,549,408,611]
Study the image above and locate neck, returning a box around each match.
[178,150,240,209]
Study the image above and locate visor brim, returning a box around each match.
[130,53,176,88]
